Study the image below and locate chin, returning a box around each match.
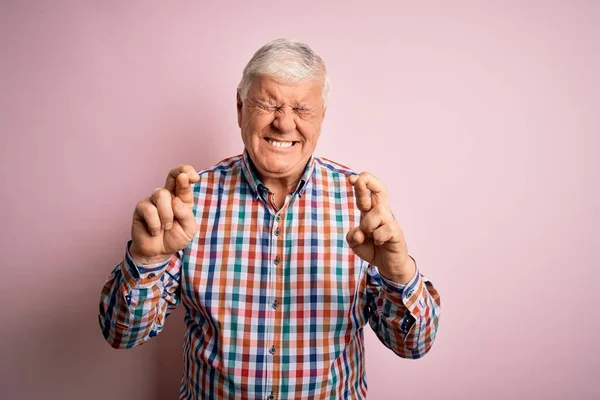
[259,161,296,176]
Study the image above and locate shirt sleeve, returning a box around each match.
[365,256,441,359]
[98,240,183,349]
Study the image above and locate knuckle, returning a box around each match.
[157,207,174,220]
[136,199,152,213]
[148,222,161,231]
[170,166,183,177]
[154,189,173,202]
[177,172,188,182]
[375,204,387,214]
[360,220,373,232]
[135,200,145,211]
[142,206,158,220]
[151,188,164,198]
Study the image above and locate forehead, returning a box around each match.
[247,75,322,104]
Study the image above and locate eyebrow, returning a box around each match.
[255,98,312,108]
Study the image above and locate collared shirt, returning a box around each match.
[99,152,441,400]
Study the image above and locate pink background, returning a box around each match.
[1,1,599,399]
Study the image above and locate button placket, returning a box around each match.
[269,210,283,397]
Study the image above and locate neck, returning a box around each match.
[244,151,312,209]
[261,174,302,209]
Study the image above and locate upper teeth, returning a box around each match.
[267,139,294,148]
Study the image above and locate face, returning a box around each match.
[237,75,326,184]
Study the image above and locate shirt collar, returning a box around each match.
[241,150,315,200]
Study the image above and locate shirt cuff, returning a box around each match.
[121,240,171,287]
[379,255,419,296]
[379,255,424,317]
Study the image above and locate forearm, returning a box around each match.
[98,243,180,349]
[368,263,441,359]
[378,255,417,285]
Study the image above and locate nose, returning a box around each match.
[272,107,296,134]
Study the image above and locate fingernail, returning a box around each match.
[164,222,173,230]
[349,175,358,184]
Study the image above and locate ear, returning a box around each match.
[237,91,243,129]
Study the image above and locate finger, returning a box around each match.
[346,227,375,263]
[348,175,371,212]
[372,224,396,246]
[346,227,366,248]
[350,172,390,210]
[134,200,162,236]
[360,205,394,236]
[150,188,175,230]
[165,165,200,193]
[359,205,392,234]
[357,172,387,195]
[175,172,194,206]
[172,196,198,238]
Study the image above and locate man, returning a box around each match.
[99,38,441,399]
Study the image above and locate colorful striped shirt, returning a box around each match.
[99,152,441,399]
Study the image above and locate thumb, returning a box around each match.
[175,172,194,206]
[172,196,198,238]
[346,227,374,263]
[349,175,372,214]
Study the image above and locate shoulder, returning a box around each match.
[313,156,358,179]
[198,154,242,176]
[193,154,243,190]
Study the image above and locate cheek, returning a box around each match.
[299,122,322,143]
[243,113,271,136]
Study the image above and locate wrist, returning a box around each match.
[380,255,416,285]
[129,243,172,266]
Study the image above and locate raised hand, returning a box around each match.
[346,172,416,284]
[129,166,200,265]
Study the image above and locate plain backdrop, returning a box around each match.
[1,1,599,399]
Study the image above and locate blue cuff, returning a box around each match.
[125,240,171,281]
[379,255,419,297]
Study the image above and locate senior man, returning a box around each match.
[99,38,441,399]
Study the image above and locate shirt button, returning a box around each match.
[272,300,278,309]
[269,346,276,355]
[402,316,412,333]
[274,256,280,265]
[275,215,281,222]
[406,289,414,297]
[268,395,274,400]
[148,273,156,278]
[274,228,280,236]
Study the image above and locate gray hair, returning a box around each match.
[237,38,330,107]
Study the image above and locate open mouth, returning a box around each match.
[264,138,299,148]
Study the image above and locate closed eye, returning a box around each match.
[293,106,315,116]
[250,99,275,111]
[259,102,279,112]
